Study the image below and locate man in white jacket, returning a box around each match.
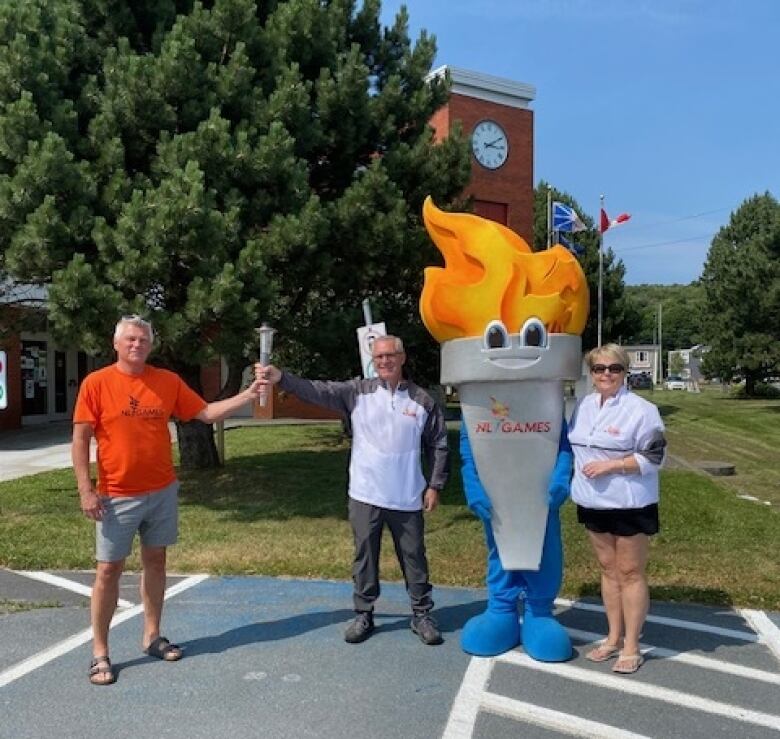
[256,335,449,645]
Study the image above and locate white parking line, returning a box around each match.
[498,652,780,731]
[566,626,780,685]
[479,693,652,739]
[444,609,780,738]
[14,570,134,609]
[441,656,493,738]
[739,608,780,662]
[0,573,207,689]
[556,598,760,642]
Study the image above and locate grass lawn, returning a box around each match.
[1,414,778,610]
[641,385,780,507]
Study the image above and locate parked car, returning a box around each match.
[664,375,687,390]
[629,372,653,390]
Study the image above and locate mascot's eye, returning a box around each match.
[519,318,548,348]
[484,320,509,349]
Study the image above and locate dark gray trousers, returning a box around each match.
[348,497,433,615]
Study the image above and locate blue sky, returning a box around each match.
[379,0,779,285]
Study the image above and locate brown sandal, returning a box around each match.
[89,655,116,685]
[143,636,182,661]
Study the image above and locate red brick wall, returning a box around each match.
[272,386,342,420]
[0,333,22,430]
[429,106,450,143]
[252,386,341,420]
[442,94,534,243]
[199,360,222,401]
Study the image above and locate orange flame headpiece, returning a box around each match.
[420,198,589,342]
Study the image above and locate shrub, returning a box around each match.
[730,382,780,399]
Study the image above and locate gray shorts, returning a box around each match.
[96,481,179,562]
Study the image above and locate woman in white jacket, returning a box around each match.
[568,344,666,674]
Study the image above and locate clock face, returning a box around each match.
[471,120,509,170]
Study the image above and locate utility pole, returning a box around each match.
[657,302,663,382]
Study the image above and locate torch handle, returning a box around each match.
[258,351,271,406]
[257,322,275,408]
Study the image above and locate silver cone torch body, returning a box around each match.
[442,334,581,570]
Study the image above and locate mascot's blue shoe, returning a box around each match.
[521,600,572,662]
[461,609,521,657]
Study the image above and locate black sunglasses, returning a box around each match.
[592,363,625,375]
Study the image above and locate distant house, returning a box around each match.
[668,345,710,387]
[622,344,661,385]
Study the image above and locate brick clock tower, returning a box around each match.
[428,66,536,243]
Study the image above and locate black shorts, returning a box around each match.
[576,503,659,537]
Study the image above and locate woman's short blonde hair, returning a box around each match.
[585,343,629,371]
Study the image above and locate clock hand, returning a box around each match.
[485,137,505,147]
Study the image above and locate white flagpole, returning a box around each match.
[598,194,604,347]
[546,185,552,249]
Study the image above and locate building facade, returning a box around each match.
[623,344,662,386]
[428,66,536,242]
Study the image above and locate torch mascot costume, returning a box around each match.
[420,198,589,661]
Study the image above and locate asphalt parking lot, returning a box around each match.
[1,568,779,739]
[1,423,779,737]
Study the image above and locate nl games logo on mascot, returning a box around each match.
[420,198,589,660]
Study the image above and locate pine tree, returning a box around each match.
[701,192,780,393]
[0,0,470,464]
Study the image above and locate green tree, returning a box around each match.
[668,351,685,376]
[533,182,639,349]
[0,0,470,464]
[700,192,780,393]
[623,283,706,372]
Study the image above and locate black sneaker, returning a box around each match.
[411,613,442,645]
[344,612,374,643]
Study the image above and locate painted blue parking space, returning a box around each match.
[0,575,482,739]
[1,572,779,739]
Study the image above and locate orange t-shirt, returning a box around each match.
[73,364,207,496]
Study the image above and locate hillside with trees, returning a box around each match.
[623,283,706,348]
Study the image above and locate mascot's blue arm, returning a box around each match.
[459,424,492,522]
[547,421,573,509]
[460,421,572,514]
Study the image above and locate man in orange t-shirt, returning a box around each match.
[73,315,261,686]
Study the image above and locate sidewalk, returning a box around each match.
[0,421,79,482]
[0,418,337,482]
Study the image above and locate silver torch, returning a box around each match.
[256,322,276,407]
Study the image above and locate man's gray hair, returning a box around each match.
[374,335,404,354]
[114,314,154,341]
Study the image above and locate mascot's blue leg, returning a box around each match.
[520,508,572,662]
[461,523,523,657]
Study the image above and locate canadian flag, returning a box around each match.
[600,208,631,233]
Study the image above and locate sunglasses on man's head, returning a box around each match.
[591,363,625,374]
